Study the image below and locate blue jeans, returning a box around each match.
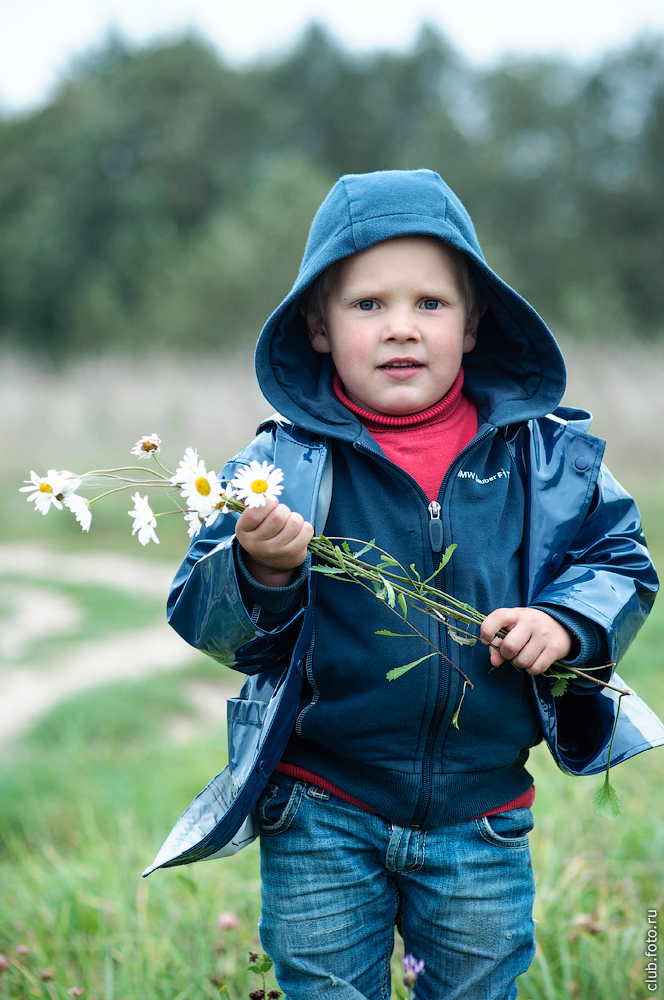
[258,776,536,1000]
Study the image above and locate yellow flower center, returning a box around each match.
[250,478,269,494]
[195,476,211,496]
[142,441,158,453]
[39,483,53,493]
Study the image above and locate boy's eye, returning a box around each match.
[357,300,376,311]
[421,299,442,310]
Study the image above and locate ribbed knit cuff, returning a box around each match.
[235,543,308,616]
[533,604,612,692]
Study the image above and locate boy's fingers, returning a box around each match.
[236,497,280,532]
[480,608,517,646]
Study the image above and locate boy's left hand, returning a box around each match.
[480,607,574,675]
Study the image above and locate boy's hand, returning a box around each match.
[235,497,314,588]
[480,607,574,675]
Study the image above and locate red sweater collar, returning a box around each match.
[332,368,466,429]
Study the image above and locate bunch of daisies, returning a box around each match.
[20,434,284,546]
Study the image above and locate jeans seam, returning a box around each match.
[260,780,305,836]
[475,816,530,849]
[380,881,399,1000]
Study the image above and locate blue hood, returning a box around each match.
[255,168,566,436]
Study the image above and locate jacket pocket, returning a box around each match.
[475,807,534,849]
[257,776,304,836]
[227,697,268,791]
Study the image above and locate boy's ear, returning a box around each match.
[462,297,487,353]
[302,304,332,354]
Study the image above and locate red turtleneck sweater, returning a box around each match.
[275,369,535,820]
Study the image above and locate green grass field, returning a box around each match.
[0,485,662,999]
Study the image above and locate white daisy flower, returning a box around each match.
[128,492,160,546]
[170,447,205,487]
[231,461,284,509]
[64,493,92,532]
[131,433,162,458]
[184,510,205,538]
[180,468,223,517]
[19,469,83,515]
[202,483,236,529]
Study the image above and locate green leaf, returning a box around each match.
[377,556,399,569]
[398,592,408,619]
[386,653,435,681]
[384,579,396,609]
[353,541,375,558]
[247,956,273,974]
[593,772,621,819]
[409,563,421,583]
[451,679,469,729]
[218,987,232,998]
[375,629,412,637]
[549,672,575,697]
[342,541,352,554]
[440,542,457,568]
[447,625,477,646]
[310,566,347,576]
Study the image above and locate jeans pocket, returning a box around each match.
[258,777,304,837]
[476,806,534,848]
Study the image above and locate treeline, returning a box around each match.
[1,24,663,354]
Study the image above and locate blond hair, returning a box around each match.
[305,240,482,320]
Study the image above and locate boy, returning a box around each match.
[156,170,659,999]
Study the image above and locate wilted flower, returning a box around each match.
[268,990,282,999]
[19,470,83,515]
[131,433,161,458]
[249,991,265,1000]
[67,989,84,997]
[64,493,92,532]
[16,945,29,956]
[248,951,260,964]
[40,967,55,981]
[403,954,425,989]
[128,493,160,546]
[217,912,239,930]
[231,461,284,509]
[0,954,8,971]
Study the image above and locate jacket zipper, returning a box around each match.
[428,500,443,553]
[409,501,447,829]
[357,426,495,829]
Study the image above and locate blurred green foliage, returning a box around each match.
[1,23,664,355]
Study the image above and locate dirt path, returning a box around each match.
[0,543,238,745]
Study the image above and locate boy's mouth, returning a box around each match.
[378,358,424,370]
[378,358,425,381]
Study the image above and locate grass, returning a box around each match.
[0,482,662,998]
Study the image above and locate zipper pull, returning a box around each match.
[428,501,443,554]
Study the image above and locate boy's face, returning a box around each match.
[305,236,481,416]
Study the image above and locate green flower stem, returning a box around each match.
[89,484,152,504]
[306,535,629,697]
[85,465,171,479]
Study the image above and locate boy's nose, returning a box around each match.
[382,310,421,342]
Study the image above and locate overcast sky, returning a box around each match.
[1,0,664,114]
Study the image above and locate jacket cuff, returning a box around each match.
[235,543,308,616]
[533,604,612,691]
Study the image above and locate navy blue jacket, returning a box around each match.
[144,170,661,874]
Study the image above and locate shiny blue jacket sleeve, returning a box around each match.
[166,428,308,674]
[530,462,658,666]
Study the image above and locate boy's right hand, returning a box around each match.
[235,497,314,588]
